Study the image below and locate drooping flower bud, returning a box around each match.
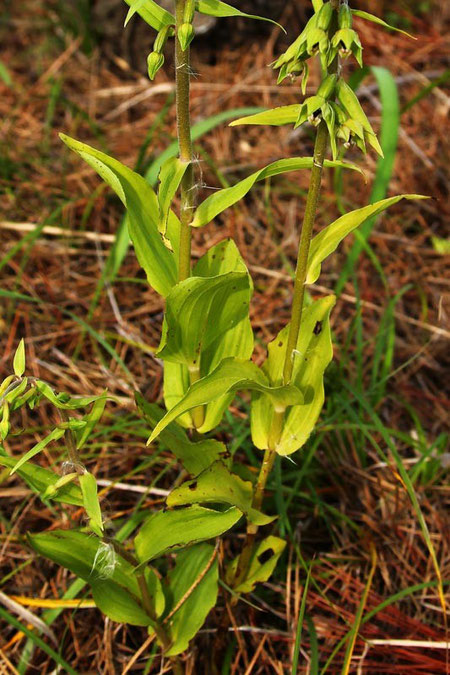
[316,2,334,31]
[147,51,165,80]
[178,22,195,51]
[317,73,337,100]
[338,4,353,30]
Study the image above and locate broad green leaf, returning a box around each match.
[60,134,179,297]
[0,403,9,440]
[0,451,83,506]
[79,472,103,537]
[192,157,363,228]
[251,296,335,454]
[161,240,254,433]
[200,318,254,432]
[163,361,193,428]
[10,428,66,475]
[278,297,335,455]
[165,544,218,656]
[123,0,174,30]
[76,393,107,450]
[351,9,415,39]
[193,239,254,431]
[197,0,283,30]
[306,195,428,285]
[230,105,299,127]
[13,339,25,377]
[167,461,276,525]
[157,273,250,367]
[226,536,286,593]
[158,157,190,245]
[149,358,303,442]
[29,530,164,626]
[135,394,227,474]
[135,504,241,564]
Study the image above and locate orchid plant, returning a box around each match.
[1,0,423,670]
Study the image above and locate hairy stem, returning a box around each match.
[175,0,194,283]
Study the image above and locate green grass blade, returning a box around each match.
[291,563,312,674]
[341,543,377,675]
[0,606,79,675]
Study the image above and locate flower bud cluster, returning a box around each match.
[294,75,383,159]
[273,1,363,90]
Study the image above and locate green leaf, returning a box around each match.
[10,427,66,475]
[76,393,107,450]
[192,157,363,228]
[162,239,254,432]
[157,274,251,367]
[167,461,276,526]
[135,504,241,564]
[135,394,227,475]
[432,236,450,254]
[149,357,303,442]
[158,157,190,246]
[33,380,106,410]
[306,195,428,285]
[163,361,193,429]
[79,472,104,537]
[60,134,179,297]
[351,9,415,39]
[123,0,175,30]
[13,339,25,377]
[251,296,336,454]
[0,451,83,505]
[196,0,284,30]
[193,239,254,431]
[227,536,286,593]
[29,530,164,626]
[230,105,300,127]
[164,544,218,655]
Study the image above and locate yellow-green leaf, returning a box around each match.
[135,504,241,564]
[306,195,428,285]
[167,460,275,525]
[13,339,25,377]
[192,157,363,228]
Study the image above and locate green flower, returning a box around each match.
[336,79,383,156]
[331,28,363,67]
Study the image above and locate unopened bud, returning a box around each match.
[317,73,337,100]
[178,22,195,51]
[316,2,334,31]
[338,4,353,29]
[147,51,165,80]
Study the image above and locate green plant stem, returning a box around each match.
[175,0,194,283]
[282,120,329,384]
[110,539,183,673]
[232,113,331,593]
[175,1,206,430]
